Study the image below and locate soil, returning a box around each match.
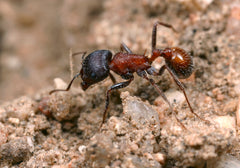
[0,0,240,168]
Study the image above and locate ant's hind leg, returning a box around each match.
[152,21,177,51]
[120,42,133,54]
[137,70,186,129]
[164,65,210,124]
[100,77,134,129]
[146,65,166,76]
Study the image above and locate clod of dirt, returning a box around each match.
[82,92,165,167]
[0,137,31,166]
[121,91,161,136]
[2,96,37,121]
[48,78,86,121]
[160,117,237,167]
[26,149,64,167]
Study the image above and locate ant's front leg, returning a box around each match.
[109,73,117,84]
[120,42,133,54]
[100,76,134,129]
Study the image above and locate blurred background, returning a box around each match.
[0,0,239,102]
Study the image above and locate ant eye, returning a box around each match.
[91,72,96,79]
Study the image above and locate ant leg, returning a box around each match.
[152,21,177,51]
[164,65,209,123]
[49,73,80,94]
[121,42,148,56]
[100,77,134,128]
[137,70,186,129]
[158,65,166,76]
[146,65,166,76]
[109,72,116,84]
[120,42,133,54]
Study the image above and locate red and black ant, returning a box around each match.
[50,21,208,129]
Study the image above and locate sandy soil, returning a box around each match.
[0,0,240,167]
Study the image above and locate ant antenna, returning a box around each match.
[49,73,81,94]
[70,51,87,63]
[69,48,74,79]
[49,51,87,95]
[143,49,148,56]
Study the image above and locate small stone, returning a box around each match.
[130,143,138,152]
[49,78,86,121]
[223,99,238,114]
[216,94,225,101]
[107,116,129,135]
[8,117,20,125]
[143,152,153,160]
[212,88,220,97]
[165,89,185,105]
[184,133,204,147]
[49,84,72,121]
[121,92,161,136]
[27,136,34,153]
[53,78,68,89]
[78,145,87,155]
[152,153,166,165]
[213,115,236,130]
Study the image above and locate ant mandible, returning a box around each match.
[50,21,207,129]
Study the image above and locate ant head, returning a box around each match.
[80,50,113,90]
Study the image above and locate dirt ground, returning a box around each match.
[0,0,240,167]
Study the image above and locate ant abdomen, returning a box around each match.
[162,47,193,79]
[80,50,113,90]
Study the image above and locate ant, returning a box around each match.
[50,21,208,129]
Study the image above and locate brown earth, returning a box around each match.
[0,0,240,167]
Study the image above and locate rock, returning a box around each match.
[0,138,31,166]
[121,91,161,136]
[213,116,236,130]
[49,78,86,121]
[160,121,237,167]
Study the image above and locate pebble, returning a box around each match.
[8,117,20,125]
[152,153,166,165]
[78,145,87,155]
[213,115,236,130]
[121,91,161,136]
[0,138,31,166]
